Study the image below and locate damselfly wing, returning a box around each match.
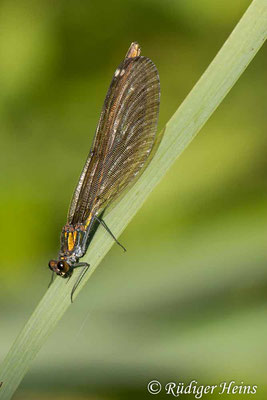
[49,42,160,300]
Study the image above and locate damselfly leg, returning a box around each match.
[71,263,90,303]
[95,216,126,252]
[48,271,55,288]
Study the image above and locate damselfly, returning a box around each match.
[49,42,160,301]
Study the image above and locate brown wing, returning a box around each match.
[68,44,160,225]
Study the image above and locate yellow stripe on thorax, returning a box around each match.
[67,231,77,252]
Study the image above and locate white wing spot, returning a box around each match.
[115,69,120,77]
[120,69,125,76]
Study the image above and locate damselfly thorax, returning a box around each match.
[48,42,160,301]
[49,214,96,278]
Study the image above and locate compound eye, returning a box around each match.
[48,260,57,270]
[57,261,65,271]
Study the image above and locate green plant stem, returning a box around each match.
[1,0,267,398]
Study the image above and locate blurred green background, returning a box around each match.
[1,0,267,399]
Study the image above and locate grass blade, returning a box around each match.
[1,0,267,398]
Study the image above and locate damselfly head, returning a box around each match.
[48,259,71,277]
